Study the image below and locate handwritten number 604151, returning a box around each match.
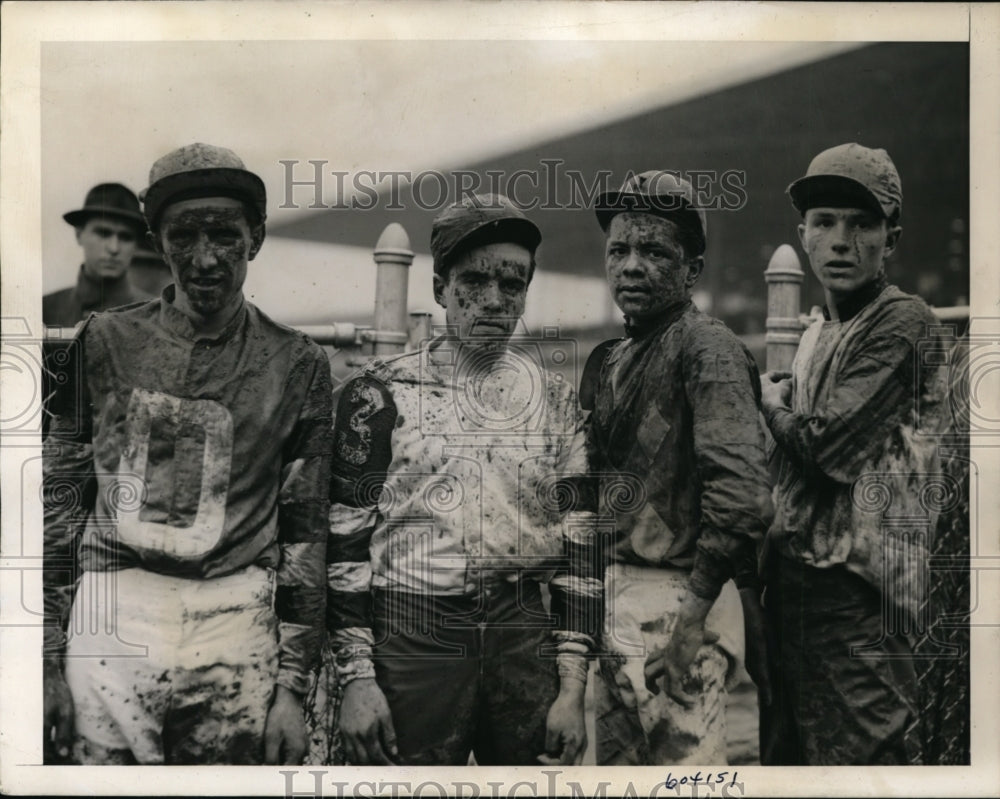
[664,771,739,791]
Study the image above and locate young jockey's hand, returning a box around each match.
[760,371,793,413]
[538,678,587,765]
[339,678,398,765]
[644,593,716,708]
[264,684,308,764]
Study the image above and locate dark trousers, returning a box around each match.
[372,579,560,765]
[760,557,920,765]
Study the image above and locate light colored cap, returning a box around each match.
[787,142,901,221]
[140,143,267,228]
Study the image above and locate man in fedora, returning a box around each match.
[584,171,773,764]
[42,144,332,764]
[43,183,152,326]
[759,143,949,764]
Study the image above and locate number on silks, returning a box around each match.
[114,388,234,557]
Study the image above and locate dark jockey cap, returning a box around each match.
[430,193,541,276]
[787,143,902,222]
[595,170,708,256]
[140,143,267,232]
[63,183,146,233]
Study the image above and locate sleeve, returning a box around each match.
[547,392,605,684]
[765,301,932,484]
[578,338,619,412]
[327,373,397,686]
[273,343,334,696]
[42,324,96,664]
[683,324,774,600]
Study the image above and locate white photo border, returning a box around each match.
[2,2,997,796]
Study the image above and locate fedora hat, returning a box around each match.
[63,183,145,230]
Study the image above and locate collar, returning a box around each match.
[158,284,248,342]
[424,333,520,379]
[74,266,134,308]
[427,332,459,364]
[624,299,691,339]
[822,274,889,323]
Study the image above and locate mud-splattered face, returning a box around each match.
[604,213,703,323]
[433,242,532,342]
[798,207,900,303]
[157,197,262,323]
[76,217,138,280]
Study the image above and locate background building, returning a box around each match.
[267,42,969,371]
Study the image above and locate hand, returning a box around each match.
[339,678,398,765]
[739,587,773,707]
[43,659,74,762]
[760,371,793,414]
[799,306,825,328]
[644,593,716,708]
[537,680,587,766]
[264,684,308,765]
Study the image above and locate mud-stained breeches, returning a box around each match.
[65,566,279,764]
[759,557,920,765]
[595,563,744,765]
[373,579,559,766]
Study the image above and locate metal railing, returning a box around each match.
[43,231,969,369]
[42,222,424,357]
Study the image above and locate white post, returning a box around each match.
[407,310,433,351]
[372,223,414,356]
[764,244,805,372]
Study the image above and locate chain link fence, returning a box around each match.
[906,336,971,765]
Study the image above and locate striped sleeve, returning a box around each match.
[548,403,605,684]
[327,374,397,685]
[42,324,95,664]
[274,343,333,696]
[43,435,95,663]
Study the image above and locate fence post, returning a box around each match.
[764,243,805,372]
[372,222,414,355]
[408,310,433,351]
